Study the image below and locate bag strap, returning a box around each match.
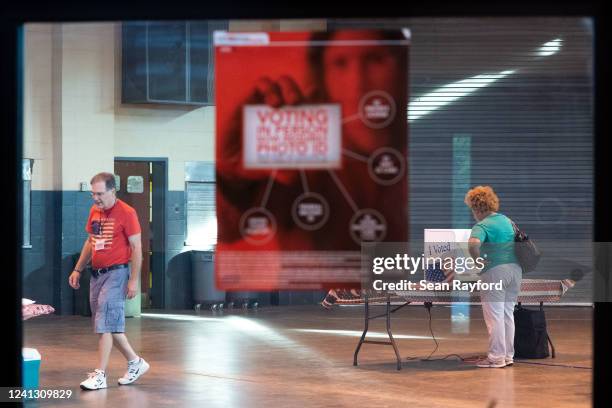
[509,217,520,234]
[547,333,556,358]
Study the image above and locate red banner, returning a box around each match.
[215,30,410,290]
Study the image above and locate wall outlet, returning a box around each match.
[80,182,90,192]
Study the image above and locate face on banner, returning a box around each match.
[215,29,410,290]
[320,31,404,153]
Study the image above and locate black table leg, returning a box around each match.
[386,295,402,370]
[354,294,369,366]
[353,293,409,370]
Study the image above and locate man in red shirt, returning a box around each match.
[68,172,150,390]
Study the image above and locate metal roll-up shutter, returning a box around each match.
[330,18,594,303]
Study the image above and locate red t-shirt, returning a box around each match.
[86,199,141,268]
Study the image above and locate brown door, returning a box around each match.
[114,161,151,307]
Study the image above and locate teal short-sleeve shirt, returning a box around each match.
[470,213,518,270]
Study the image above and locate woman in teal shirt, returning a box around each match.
[465,185,521,368]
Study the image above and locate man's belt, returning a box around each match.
[91,263,129,278]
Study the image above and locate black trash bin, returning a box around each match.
[191,250,225,310]
[72,254,91,316]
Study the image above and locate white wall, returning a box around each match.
[24,23,116,191]
[114,106,215,191]
[24,20,327,192]
[24,22,215,192]
[24,24,57,191]
[60,23,116,190]
[113,94,215,191]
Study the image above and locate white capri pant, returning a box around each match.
[479,263,522,363]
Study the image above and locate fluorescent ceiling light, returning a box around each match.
[537,38,563,57]
[407,37,563,123]
[408,70,515,123]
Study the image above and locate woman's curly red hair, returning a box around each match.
[464,185,500,213]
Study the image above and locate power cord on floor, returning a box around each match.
[404,303,592,369]
[405,302,475,362]
[511,361,592,370]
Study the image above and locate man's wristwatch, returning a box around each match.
[73,268,82,273]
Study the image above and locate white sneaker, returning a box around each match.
[505,358,514,366]
[118,357,150,385]
[476,358,506,368]
[80,369,107,390]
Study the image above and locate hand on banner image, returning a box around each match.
[218,75,313,185]
[252,75,314,108]
[68,271,81,290]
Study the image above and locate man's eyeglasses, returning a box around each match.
[91,190,111,198]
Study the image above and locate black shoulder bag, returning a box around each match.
[510,219,542,274]
[514,304,555,359]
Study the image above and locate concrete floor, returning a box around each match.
[23,304,592,407]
